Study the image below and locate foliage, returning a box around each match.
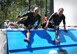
[0,0,50,28]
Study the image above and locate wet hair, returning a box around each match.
[45,14,47,16]
[58,8,64,11]
[34,7,39,11]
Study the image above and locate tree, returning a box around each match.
[0,0,52,28]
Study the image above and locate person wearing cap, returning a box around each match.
[42,8,67,43]
[16,7,41,44]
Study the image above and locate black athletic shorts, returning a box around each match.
[17,20,38,32]
[41,22,59,31]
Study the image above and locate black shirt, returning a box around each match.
[49,12,66,26]
[20,12,41,26]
